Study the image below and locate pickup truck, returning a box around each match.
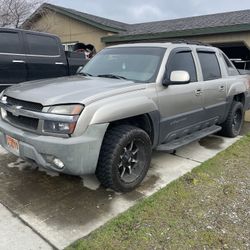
[0,42,249,192]
[0,28,88,91]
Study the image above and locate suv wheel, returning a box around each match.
[220,101,244,138]
[96,125,152,192]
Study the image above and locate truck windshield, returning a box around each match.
[80,47,166,83]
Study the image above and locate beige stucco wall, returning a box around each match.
[29,11,114,51]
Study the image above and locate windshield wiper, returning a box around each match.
[77,72,93,77]
[97,74,127,80]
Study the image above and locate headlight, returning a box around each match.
[43,104,84,135]
[43,120,77,134]
[48,104,84,115]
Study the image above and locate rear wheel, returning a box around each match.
[96,125,152,192]
[220,101,244,138]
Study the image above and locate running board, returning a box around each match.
[156,125,222,152]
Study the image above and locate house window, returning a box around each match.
[62,42,78,51]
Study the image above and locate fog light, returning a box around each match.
[53,158,64,169]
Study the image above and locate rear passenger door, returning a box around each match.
[0,30,27,89]
[196,50,227,123]
[24,33,67,81]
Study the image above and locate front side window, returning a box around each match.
[198,52,222,81]
[26,34,60,56]
[81,47,166,83]
[166,51,197,82]
[0,32,21,54]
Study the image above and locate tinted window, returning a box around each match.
[167,51,197,82]
[0,32,21,54]
[26,34,59,55]
[198,52,222,81]
[222,53,233,68]
[221,53,239,76]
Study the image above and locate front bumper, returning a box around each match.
[0,119,108,175]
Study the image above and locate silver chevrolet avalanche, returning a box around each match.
[0,42,249,192]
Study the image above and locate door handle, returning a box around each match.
[12,60,25,63]
[55,62,64,65]
[219,86,225,92]
[195,89,202,96]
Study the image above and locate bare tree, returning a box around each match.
[0,0,41,28]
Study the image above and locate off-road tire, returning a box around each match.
[96,125,152,192]
[220,101,244,138]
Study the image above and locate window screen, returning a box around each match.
[167,51,197,82]
[198,52,222,81]
[0,32,21,54]
[26,34,59,56]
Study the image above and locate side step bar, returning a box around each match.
[156,125,222,152]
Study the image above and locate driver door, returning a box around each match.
[156,48,204,144]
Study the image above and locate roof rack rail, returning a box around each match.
[169,40,211,46]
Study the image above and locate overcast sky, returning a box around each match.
[48,0,250,24]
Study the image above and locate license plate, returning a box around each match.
[6,135,19,155]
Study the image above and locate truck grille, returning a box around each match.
[4,96,43,131]
[6,111,39,130]
[6,96,43,112]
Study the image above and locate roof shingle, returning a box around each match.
[23,4,250,42]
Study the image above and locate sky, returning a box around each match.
[48,0,250,24]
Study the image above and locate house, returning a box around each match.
[22,3,250,69]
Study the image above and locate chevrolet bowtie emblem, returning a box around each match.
[12,105,23,116]
[14,106,23,110]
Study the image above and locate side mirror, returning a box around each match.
[76,66,84,74]
[163,70,190,86]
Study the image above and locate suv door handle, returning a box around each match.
[219,86,225,92]
[12,60,25,63]
[55,62,64,65]
[195,89,202,96]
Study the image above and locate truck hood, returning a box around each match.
[4,76,145,106]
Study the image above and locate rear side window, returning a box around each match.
[221,53,239,76]
[198,52,222,81]
[167,51,197,82]
[0,32,21,54]
[26,34,59,56]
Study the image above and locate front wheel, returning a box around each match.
[96,125,152,192]
[220,101,244,138]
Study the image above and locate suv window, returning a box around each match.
[221,53,239,76]
[167,51,197,82]
[26,34,59,56]
[198,52,222,81]
[0,32,21,54]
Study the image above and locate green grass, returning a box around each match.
[67,134,250,250]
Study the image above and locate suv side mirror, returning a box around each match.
[163,70,190,86]
[76,66,84,74]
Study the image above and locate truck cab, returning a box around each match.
[0,28,88,90]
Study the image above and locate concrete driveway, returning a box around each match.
[0,124,249,250]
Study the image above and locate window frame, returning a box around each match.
[25,33,61,57]
[0,31,23,54]
[197,50,222,81]
[62,41,78,52]
[165,47,198,83]
[220,52,239,76]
